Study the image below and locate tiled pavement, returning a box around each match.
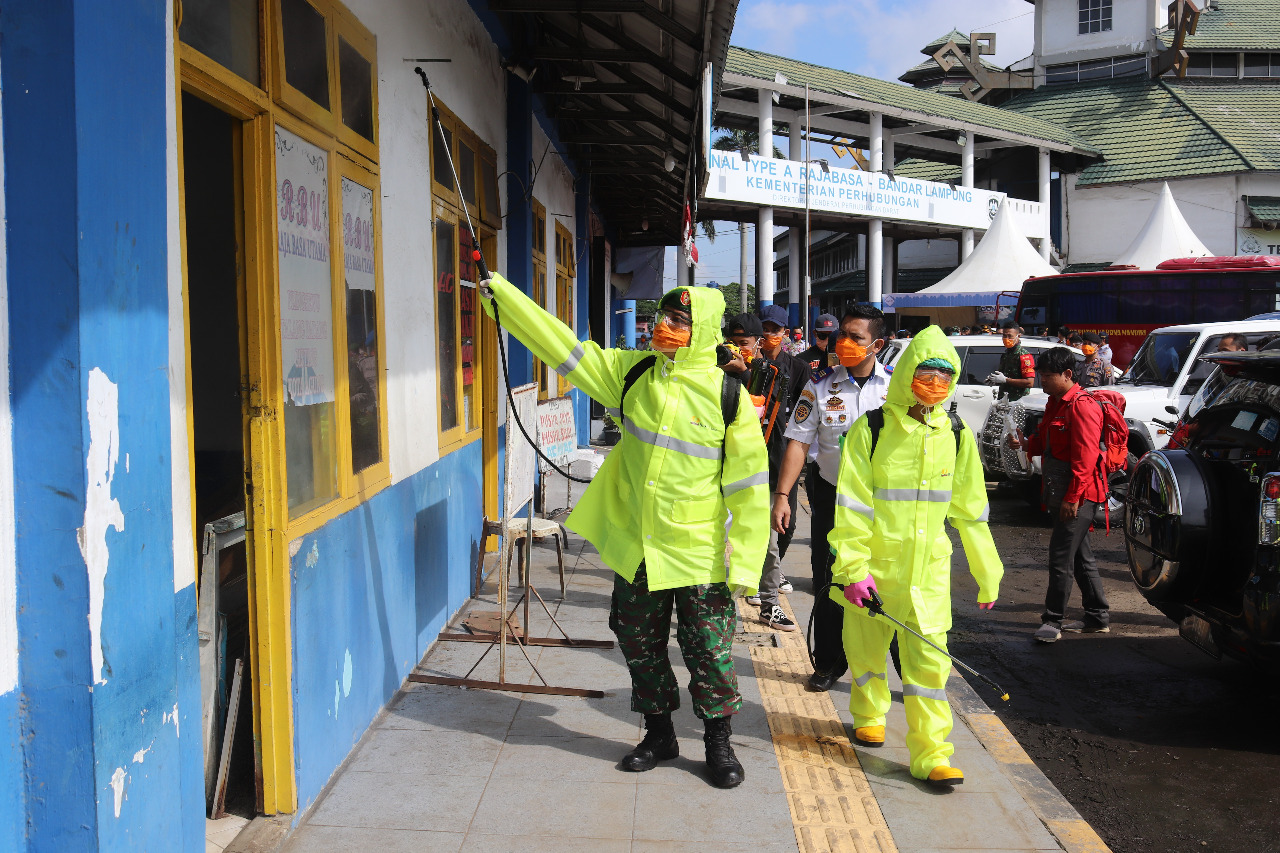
[278,472,1108,853]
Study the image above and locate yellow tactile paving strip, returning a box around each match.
[741,597,899,853]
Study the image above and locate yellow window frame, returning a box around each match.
[554,220,575,397]
[433,207,489,454]
[531,198,549,400]
[176,0,389,816]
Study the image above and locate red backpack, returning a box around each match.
[1076,388,1130,475]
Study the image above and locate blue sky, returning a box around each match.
[662,0,1036,291]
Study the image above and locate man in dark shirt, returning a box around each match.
[1079,332,1112,388]
[797,313,838,374]
[987,321,1036,402]
[723,307,810,630]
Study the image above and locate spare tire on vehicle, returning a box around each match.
[1125,450,1216,605]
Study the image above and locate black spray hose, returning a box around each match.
[811,582,1010,702]
[416,67,591,486]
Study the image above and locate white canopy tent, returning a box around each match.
[884,200,1058,309]
[1109,182,1211,270]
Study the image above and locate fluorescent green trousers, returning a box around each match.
[842,604,955,780]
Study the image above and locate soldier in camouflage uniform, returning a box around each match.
[987,321,1037,401]
[609,565,740,720]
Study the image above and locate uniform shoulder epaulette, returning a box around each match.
[811,365,834,382]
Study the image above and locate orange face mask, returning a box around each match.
[762,332,784,351]
[911,374,952,406]
[834,337,869,367]
[1002,337,1018,349]
[1081,344,1098,357]
[652,320,691,354]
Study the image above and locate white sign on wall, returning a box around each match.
[1238,228,1280,257]
[536,397,577,468]
[342,177,375,292]
[276,125,336,406]
[705,151,1005,231]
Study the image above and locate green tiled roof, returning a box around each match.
[726,45,1099,154]
[923,30,971,54]
[892,158,961,182]
[1159,0,1280,51]
[899,55,1002,83]
[1166,83,1280,170]
[1246,196,1280,223]
[1000,76,1250,185]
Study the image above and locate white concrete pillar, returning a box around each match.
[739,222,750,313]
[788,117,802,320]
[758,89,775,304]
[868,112,883,305]
[884,129,895,176]
[1038,147,1052,260]
[961,129,975,259]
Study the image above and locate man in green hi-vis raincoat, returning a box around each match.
[830,325,1003,786]
[479,273,769,789]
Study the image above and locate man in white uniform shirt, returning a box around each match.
[771,304,890,691]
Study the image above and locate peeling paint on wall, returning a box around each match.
[78,367,124,685]
[109,766,126,818]
[342,649,352,697]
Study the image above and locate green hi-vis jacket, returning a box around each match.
[481,274,770,593]
[830,325,1003,634]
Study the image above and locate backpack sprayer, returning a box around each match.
[415,68,591,484]
[806,581,1010,702]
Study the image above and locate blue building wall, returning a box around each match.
[1,688,22,853]
[3,0,199,849]
[291,442,484,812]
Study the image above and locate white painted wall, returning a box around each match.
[531,120,578,330]
[1062,174,1242,264]
[1036,0,1160,67]
[347,0,508,483]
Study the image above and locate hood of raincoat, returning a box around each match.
[885,324,960,410]
[661,285,725,368]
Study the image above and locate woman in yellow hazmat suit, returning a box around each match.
[830,324,1002,785]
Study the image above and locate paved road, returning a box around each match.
[948,487,1280,853]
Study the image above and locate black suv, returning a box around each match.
[1125,351,1280,667]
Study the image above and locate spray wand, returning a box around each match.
[415,68,591,484]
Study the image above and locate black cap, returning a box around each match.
[812,313,838,332]
[1083,331,1102,345]
[726,313,763,337]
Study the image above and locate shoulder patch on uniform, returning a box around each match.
[801,388,816,402]
[812,365,834,382]
[1019,352,1036,377]
[794,400,813,424]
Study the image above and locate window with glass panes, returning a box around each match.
[1186,52,1241,77]
[554,221,576,396]
[1244,53,1280,77]
[530,199,550,400]
[179,0,389,524]
[1078,0,1112,34]
[429,98,499,450]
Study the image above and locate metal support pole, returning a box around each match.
[739,223,750,312]
[961,130,975,259]
[1038,147,1052,261]
[789,113,803,327]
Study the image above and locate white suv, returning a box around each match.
[979,320,1280,481]
[878,334,1087,437]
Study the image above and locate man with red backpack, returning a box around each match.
[1009,347,1114,643]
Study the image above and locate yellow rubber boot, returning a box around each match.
[927,765,964,786]
[854,725,885,747]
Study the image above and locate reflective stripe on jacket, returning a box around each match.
[831,325,1003,634]
[482,274,770,592]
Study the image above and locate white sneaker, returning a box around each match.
[744,594,761,606]
[779,577,794,593]
[1034,623,1062,644]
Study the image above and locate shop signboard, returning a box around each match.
[705,151,1004,231]
[1237,228,1280,257]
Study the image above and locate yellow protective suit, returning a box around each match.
[830,324,1003,779]
[481,274,770,592]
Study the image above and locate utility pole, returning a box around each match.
[739,222,750,314]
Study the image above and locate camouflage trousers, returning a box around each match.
[609,563,741,720]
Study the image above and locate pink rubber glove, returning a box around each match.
[978,600,996,610]
[842,575,878,609]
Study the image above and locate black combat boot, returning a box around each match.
[703,715,745,788]
[621,713,679,772]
